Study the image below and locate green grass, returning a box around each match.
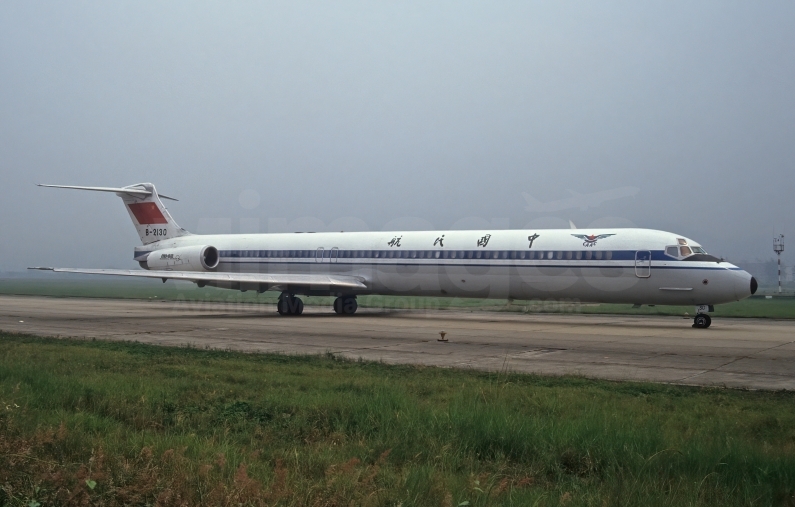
[3,277,795,318]
[0,333,794,506]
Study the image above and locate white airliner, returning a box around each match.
[32,183,757,328]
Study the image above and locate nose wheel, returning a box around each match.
[693,313,711,329]
[333,296,358,315]
[277,294,304,316]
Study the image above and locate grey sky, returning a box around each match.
[1,1,793,271]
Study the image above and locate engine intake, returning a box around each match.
[144,245,219,271]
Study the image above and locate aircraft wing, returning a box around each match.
[29,267,368,291]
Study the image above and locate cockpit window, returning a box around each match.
[665,246,679,258]
[677,238,687,245]
[680,246,692,256]
[692,247,706,254]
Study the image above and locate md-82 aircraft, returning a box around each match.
[32,183,757,328]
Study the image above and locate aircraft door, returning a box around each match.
[316,247,324,263]
[635,250,651,278]
[331,247,339,263]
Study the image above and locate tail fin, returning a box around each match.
[38,182,190,245]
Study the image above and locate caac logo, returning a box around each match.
[572,233,615,247]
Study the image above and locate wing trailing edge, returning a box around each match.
[28,267,368,291]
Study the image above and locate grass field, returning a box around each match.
[3,277,795,319]
[1,333,794,506]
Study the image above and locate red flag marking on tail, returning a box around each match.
[128,202,168,224]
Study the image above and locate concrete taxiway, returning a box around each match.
[0,295,793,390]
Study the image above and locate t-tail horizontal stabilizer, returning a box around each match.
[37,183,189,245]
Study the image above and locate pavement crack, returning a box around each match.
[677,338,795,383]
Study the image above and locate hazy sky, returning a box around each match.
[1,1,793,270]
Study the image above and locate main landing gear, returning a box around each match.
[277,294,304,316]
[276,294,359,316]
[333,296,358,315]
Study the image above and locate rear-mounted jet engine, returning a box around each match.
[143,245,219,271]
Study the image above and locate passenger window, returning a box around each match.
[680,246,692,256]
[556,251,563,260]
[594,251,603,260]
[546,251,553,259]
[576,251,582,260]
[565,251,572,260]
[605,251,612,260]
[435,251,441,258]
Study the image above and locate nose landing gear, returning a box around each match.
[693,313,711,329]
[692,304,713,329]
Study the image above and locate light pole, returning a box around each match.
[774,235,785,293]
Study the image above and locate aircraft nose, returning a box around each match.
[733,270,756,300]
